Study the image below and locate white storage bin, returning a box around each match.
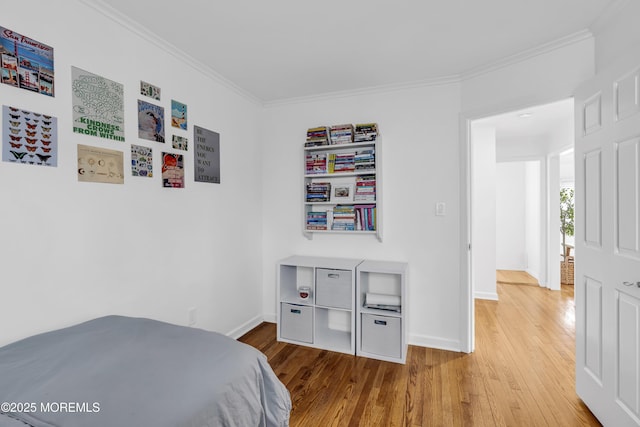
[316,268,351,309]
[361,313,401,359]
[280,303,313,343]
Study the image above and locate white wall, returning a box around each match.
[0,1,264,347]
[495,162,527,271]
[261,82,463,351]
[525,161,542,281]
[471,125,498,300]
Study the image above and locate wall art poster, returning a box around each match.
[138,100,165,143]
[172,135,188,151]
[140,81,160,100]
[71,67,124,141]
[162,152,184,188]
[2,105,58,166]
[77,144,124,184]
[171,100,187,130]
[0,26,54,96]
[131,144,153,177]
[194,125,220,184]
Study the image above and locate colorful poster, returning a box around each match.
[140,81,160,100]
[2,105,58,167]
[71,67,124,141]
[194,125,220,184]
[162,152,184,188]
[0,26,54,96]
[171,100,187,130]
[77,144,124,184]
[138,100,165,143]
[131,144,153,177]
[171,135,188,151]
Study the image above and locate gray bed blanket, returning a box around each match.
[0,316,291,427]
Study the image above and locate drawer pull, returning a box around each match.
[374,319,387,326]
[328,273,340,279]
[291,309,301,314]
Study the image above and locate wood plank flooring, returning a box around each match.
[239,282,600,426]
[496,269,539,286]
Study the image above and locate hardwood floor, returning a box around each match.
[496,269,539,286]
[239,283,600,426]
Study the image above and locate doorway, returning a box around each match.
[466,98,574,350]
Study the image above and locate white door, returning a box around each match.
[575,51,640,426]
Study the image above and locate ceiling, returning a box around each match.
[93,0,614,103]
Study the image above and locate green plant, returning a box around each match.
[560,188,575,262]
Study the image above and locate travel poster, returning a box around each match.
[171,100,187,130]
[0,26,54,96]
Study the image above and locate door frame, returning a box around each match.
[459,96,574,353]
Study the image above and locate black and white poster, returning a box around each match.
[193,125,220,184]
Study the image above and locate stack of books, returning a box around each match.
[332,205,356,230]
[354,205,376,231]
[305,126,329,147]
[306,211,328,230]
[354,123,378,142]
[328,152,355,173]
[355,175,376,201]
[355,149,375,170]
[329,124,354,145]
[305,153,327,174]
[306,182,331,202]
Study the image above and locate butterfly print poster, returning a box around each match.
[2,105,58,166]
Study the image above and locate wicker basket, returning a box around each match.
[561,256,574,285]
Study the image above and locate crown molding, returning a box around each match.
[460,29,594,81]
[78,0,262,106]
[263,75,462,108]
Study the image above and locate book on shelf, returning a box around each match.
[355,174,376,201]
[354,149,375,170]
[306,211,328,230]
[330,124,354,145]
[306,182,331,202]
[305,153,327,174]
[354,205,376,231]
[354,123,378,142]
[306,126,330,147]
[332,205,356,231]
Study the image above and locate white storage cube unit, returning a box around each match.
[356,260,408,364]
[277,256,361,355]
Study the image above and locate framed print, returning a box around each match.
[331,183,353,202]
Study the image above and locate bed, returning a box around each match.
[0,315,291,427]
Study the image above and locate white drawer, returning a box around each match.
[361,314,401,359]
[280,303,313,343]
[316,268,352,309]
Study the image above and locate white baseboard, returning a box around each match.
[263,313,276,324]
[474,291,499,301]
[227,315,264,340]
[408,334,462,352]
